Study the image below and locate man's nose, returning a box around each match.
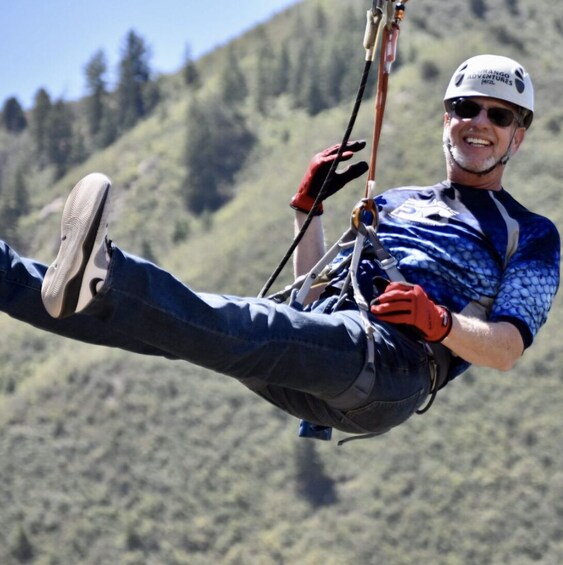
[471,108,492,126]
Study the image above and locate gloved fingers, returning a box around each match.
[320,143,345,159]
[335,161,369,184]
[370,302,412,317]
[321,140,367,160]
[370,303,414,328]
[294,140,367,213]
[369,280,451,342]
[344,139,367,153]
[372,288,415,306]
[322,161,368,198]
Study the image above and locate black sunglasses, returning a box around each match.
[449,98,521,128]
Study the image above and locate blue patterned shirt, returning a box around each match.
[326,181,560,379]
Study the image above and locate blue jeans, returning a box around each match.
[0,241,432,435]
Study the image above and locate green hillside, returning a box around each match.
[0,0,562,563]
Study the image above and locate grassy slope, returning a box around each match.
[1,0,562,563]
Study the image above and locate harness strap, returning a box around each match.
[326,336,375,410]
[365,227,405,282]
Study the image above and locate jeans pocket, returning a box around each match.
[338,388,426,434]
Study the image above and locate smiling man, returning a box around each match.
[442,55,533,187]
[293,56,555,381]
[0,54,559,442]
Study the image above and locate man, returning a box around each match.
[2,55,560,439]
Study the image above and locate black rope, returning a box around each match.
[258,59,374,298]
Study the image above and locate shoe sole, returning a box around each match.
[41,173,112,319]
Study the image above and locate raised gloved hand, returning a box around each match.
[370,281,453,343]
[290,140,369,215]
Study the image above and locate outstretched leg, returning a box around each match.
[41,174,370,400]
[40,174,433,434]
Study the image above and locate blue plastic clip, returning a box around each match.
[298,420,333,441]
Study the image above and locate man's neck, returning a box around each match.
[447,167,504,191]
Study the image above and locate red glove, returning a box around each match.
[370,282,452,343]
[290,140,368,215]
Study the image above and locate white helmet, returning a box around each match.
[444,54,534,128]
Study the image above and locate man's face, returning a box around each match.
[443,96,526,178]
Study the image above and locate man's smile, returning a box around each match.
[464,136,493,148]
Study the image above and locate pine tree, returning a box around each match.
[46,100,74,179]
[314,3,328,32]
[253,39,276,114]
[184,95,255,214]
[218,49,248,104]
[84,49,109,138]
[183,44,200,89]
[272,43,291,97]
[116,30,156,130]
[297,44,328,116]
[0,166,30,249]
[290,39,313,108]
[11,166,30,218]
[2,97,27,133]
[31,88,52,164]
[304,70,327,116]
[321,45,346,107]
[97,107,118,148]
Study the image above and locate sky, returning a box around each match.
[1,0,302,109]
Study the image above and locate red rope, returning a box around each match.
[365,22,400,196]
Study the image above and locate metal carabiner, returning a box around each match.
[372,0,386,13]
[364,1,384,61]
[351,198,379,233]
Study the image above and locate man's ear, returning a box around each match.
[510,128,526,156]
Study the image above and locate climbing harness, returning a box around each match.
[259,2,444,443]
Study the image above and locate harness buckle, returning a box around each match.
[378,255,399,272]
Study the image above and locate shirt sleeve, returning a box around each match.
[489,216,560,348]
